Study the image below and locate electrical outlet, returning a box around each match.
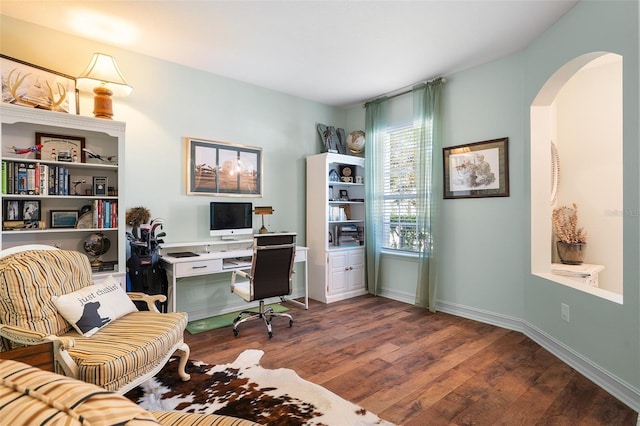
[561,303,570,322]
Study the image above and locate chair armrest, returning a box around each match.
[127,292,166,313]
[230,269,252,291]
[0,324,79,377]
[234,269,250,279]
[0,324,74,350]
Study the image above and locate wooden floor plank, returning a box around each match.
[184,295,638,425]
[359,326,511,413]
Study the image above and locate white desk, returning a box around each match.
[159,241,308,314]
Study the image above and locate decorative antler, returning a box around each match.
[45,80,67,111]
[7,69,37,107]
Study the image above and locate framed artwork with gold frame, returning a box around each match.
[186,137,263,197]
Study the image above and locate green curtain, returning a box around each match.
[413,79,444,311]
[364,97,388,296]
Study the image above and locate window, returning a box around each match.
[382,124,420,252]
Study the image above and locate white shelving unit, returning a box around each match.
[306,152,367,303]
[1,104,126,285]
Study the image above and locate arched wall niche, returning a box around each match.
[530,51,623,303]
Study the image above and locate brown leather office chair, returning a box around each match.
[230,233,296,338]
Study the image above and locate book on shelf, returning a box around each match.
[1,161,6,194]
[91,260,118,272]
[39,164,48,195]
[3,160,12,194]
[16,162,27,194]
[26,163,37,195]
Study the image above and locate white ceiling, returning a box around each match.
[1,0,579,108]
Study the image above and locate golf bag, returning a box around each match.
[127,219,167,312]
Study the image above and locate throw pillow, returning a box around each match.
[52,275,137,337]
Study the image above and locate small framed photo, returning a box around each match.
[3,199,21,221]
[3,199,40,221]
[93,176,108,196]
[443,137,509,199]
[339,189,349,200]
[1,54,78,114]
[22,200,41,221]
[36,133,86,163]
[50,210,79,228]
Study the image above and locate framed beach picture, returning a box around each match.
[0,54,78,114]
[50,210,79,228]
[443,137,509,199]
[186,137,263,197]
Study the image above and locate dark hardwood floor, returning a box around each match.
[184,295,637,425]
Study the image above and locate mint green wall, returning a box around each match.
[347,0,640,402]
[523,0,639,390]
[439,53,526,317]
[346,54,527,311]
[1,15,345,245]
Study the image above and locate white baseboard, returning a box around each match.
[434,299,640,414]
[377,287,415,305]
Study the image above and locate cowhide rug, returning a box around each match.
[125,349,394,426]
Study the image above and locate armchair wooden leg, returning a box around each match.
[175,342,191,382]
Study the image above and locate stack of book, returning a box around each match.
[91,260,118,273]
[338,224,360,246]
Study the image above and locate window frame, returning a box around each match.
[381,123,421,253]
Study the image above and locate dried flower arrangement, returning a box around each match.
[126,206,150,227]
[126,206,150,240]
[552,203,587,244]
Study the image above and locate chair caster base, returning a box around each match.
[231,301,294,339]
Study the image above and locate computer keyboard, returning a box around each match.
[223,258,252,269]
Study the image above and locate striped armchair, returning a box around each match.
[0,247,191,394]
[0,359,258,426]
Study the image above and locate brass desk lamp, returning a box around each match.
[254,206,273,234]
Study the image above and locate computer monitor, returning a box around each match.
[209,201,253,238]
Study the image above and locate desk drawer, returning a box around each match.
[175,258,223,277]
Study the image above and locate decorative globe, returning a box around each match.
[83,232,111,266]
[346,130,365,154]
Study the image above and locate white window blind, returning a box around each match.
[382,124,420,252]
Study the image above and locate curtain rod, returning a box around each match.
[363,76,447,108]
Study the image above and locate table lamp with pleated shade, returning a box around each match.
[77,53,132,119]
